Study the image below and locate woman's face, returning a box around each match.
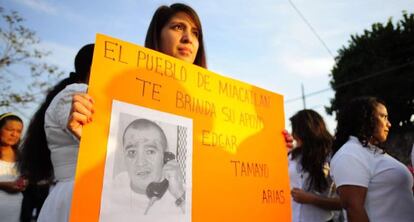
[159,12,200,64]
[372,103,391,143]
[0,120,23,147]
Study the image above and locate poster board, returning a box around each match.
[70,34,291,221]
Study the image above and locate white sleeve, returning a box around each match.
[330,153,370,188]
[51,84,87,129]
[45,83,88,143]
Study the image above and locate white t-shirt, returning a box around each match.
[331,136,414,222]
[288,153,335,222]
[0,160,22,222]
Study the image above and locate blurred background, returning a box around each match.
[1,0,413,163]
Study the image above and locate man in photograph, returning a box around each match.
[121,118,185,214]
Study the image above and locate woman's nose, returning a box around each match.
[11,131,18,137]
[181,30,193,44]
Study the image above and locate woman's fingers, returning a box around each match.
[67,93,95,139]
[72,93,94,116]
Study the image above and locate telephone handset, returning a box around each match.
[145,152,175,198]
[163,151,176,164]
[144,152,175,214]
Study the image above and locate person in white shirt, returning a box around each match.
[288,109,342,222]
[0,113,26,222]
[68,3,206,221]
[331,96,414,222]
[30,44,95,222]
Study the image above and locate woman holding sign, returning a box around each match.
[36,3,207,222]
[288,110,342,222]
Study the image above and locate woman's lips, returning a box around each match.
[178,47,192,55]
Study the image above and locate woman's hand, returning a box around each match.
[291,187,316,204]
[0,178,28,193]
[282,130,294,151]
[291,187,343,210]
[67,93,94,139]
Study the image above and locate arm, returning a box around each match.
[337,185,369,222]
[291,187,342,210]
[0,178,27,193]
[67,93,94,139]
[0,181,18,193]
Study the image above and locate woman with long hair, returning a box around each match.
[17,44,94,222]
[68,3,207,138]
[18,44,94,222]
[0,113,26,221]
[331,96,414,222]
[39,3,207,222]
[288,109,342,222]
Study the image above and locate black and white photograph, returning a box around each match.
[99,100,192,222]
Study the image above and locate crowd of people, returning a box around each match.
[0,2,413,222]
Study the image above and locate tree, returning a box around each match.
[0,6,63,109]
[327,11,414,163]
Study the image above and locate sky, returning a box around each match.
[2,0,414,133]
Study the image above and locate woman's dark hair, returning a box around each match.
[290,109,333,193]
[18,44,94,183]
[332,96,386,155]
[145,3,207,68]
[0,113,23,159]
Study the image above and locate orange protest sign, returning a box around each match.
[70,34,291,221]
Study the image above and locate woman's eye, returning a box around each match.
[146,149,156,155]
[192,30,199,38]
[173,24,184,30]
[379,114,388,120]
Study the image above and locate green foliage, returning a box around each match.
[0,6,63,108]
[328,11,414,133]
